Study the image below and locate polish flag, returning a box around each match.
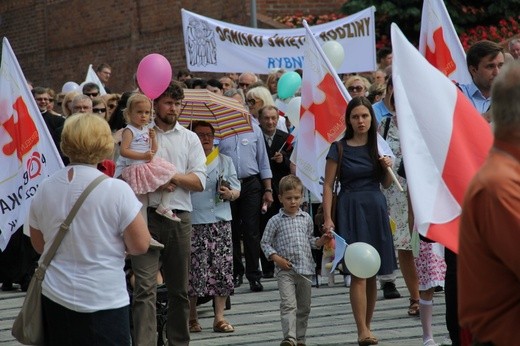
[0,38,64,250]
[391,24,492,253]
[419,0,472,84]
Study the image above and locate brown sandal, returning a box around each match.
[189,319,202,333]
[213,319,235,333]
[408,298,420,316]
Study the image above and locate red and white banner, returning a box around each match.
[0,38,64,250]
[419,0,471,84]
[391,24,492,253]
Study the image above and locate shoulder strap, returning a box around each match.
[333,141,344,193]
[39,174,108,272]
[382,116,391,140]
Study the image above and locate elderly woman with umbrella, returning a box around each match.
[188,121,241,334]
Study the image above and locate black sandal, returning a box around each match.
[408,298,420,316]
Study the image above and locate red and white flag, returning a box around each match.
[419,0,471,84]
[295,21,350,201]
[0,38,64,250]
[391,24,492,253]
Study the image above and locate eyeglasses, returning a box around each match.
[347,86,364,93]
[84,92,99,97]
[92,108,106,113]
[196,132,214,139]
[246,98,256,106]
[239,82,251,88]
[35,97,50,102]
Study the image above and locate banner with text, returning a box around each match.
[0,38,64,250]
[181,7,376,74]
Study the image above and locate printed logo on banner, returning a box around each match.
[2,97,39,162]
[186,18,217,67]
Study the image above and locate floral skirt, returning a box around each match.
[188,220,234,297]
[121,157,176,195]
[415,240,446,291]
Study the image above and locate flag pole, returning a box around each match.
[302,21,352,103]
[387,166,403,191]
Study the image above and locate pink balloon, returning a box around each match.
[136,54,172,99]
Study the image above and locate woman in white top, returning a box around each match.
[29,113,150,345]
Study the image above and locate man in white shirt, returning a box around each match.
[131,81,206,346]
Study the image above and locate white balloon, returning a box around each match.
[344,242,381,278]
[322,41,345,70]
[61,81,80,93]
[286,96,301,129]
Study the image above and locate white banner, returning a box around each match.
[0,38,64,250]
[181,7,377,74]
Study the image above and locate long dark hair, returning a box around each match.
[343,96,384,179]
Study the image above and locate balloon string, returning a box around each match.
[150,98,154,151]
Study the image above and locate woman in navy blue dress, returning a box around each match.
[322,97,397,346]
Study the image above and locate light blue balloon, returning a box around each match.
[277,72,302,99]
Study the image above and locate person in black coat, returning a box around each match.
[258,105,293,278]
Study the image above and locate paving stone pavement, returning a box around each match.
[0,273,450,345]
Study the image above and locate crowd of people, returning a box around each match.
[4,37,520,346]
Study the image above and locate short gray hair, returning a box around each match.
[491,60,520,134]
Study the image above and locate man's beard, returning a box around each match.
[156,112,177,126]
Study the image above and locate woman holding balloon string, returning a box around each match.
[322,96,397,346]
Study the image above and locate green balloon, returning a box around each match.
[277,72,302,99]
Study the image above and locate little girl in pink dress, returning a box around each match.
[119,93,180,222]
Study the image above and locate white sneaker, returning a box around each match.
[344,275,351,287]
[424,339,439,346]
[156,205,181,222]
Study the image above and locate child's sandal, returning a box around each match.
[407,298,420,316]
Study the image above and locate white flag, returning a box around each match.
[83,64,107,96]
[0,38,64,250]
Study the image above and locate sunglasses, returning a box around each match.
[108,104,117,110]
[239,82,251,88]
[246,98,256,106]
[347,86,364,93]
[92,108,106,113]
[84,92,99,97]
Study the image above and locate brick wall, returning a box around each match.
[0,0,342,93]
[256,0,345,17]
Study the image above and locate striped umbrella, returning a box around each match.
[178,89,253,139]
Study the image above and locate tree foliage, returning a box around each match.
[341,0,520,44]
